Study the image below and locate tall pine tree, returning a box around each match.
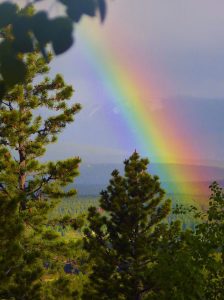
[0,50,82,299]
[83,152,172,300]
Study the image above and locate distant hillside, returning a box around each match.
[74,163,224,201]
[50,195,199,229]
[76,163,224,184]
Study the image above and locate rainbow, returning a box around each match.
[76,19,208,197]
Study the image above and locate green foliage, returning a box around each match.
[83,152,221,300]
[0,0,107,88]
[166,182,224,300]
[49,196,99,219]
[0,51,83,299]
[59,0,107,23]
[193,182,224,299]
[83,152,174,299]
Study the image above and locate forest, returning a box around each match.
[0,1,224,300]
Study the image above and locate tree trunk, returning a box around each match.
[19,145,26,210]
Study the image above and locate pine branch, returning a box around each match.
[0,100,13,110]
[0,183,11,197]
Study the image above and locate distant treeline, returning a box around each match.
[49,194,199,231]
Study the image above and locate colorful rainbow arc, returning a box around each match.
[76,20,205,196]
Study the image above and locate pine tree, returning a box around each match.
[83,152,211,300]
[0,50,82,299]
[83,152,172,300]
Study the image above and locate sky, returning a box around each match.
[44,0,224,166]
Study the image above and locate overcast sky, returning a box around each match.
[43,0,224,165]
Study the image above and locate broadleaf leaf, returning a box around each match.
[50,17,74,55]
[0,2,17,28]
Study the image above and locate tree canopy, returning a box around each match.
[83,152,176,299]
[83,153,224,300]
[0,50,84,299]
